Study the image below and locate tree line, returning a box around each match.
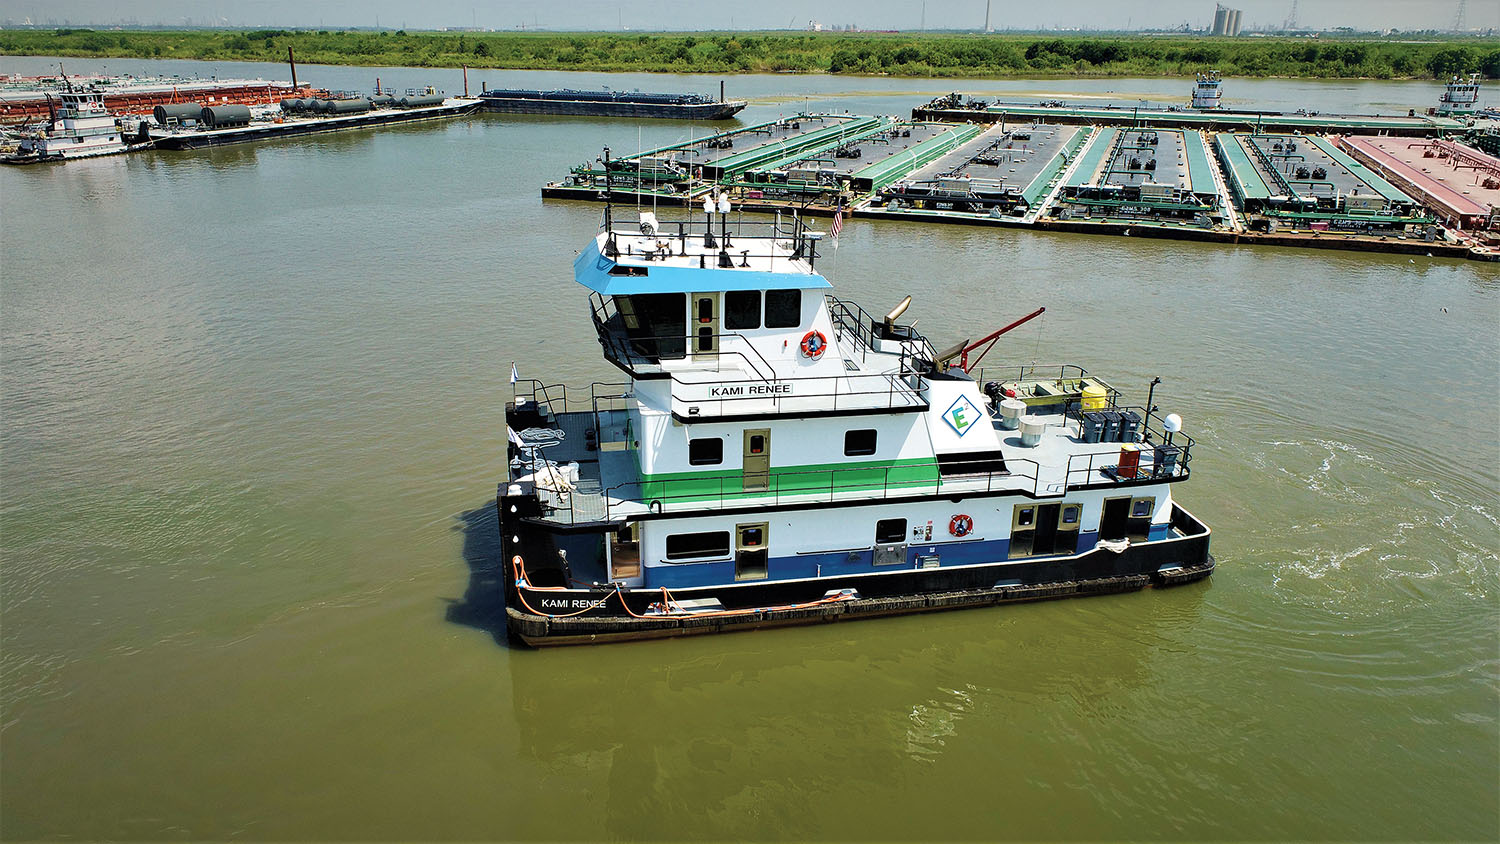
[4,29,1498,80]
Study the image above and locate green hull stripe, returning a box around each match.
[639,457,940,502]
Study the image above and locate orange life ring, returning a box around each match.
[948,514,973,537]
[799,330,828,359]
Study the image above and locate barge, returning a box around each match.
[480,86,746,120]
[498,205,1213,646]
[147,96,481,150]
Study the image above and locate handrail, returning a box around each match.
[589,294,777,383]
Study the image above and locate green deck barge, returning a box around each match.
[848,123,985,192]
[704,116,887,180]
[913,103,1466,138]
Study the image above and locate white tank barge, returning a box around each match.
[147,92,481,150]
[500,206,1212,646]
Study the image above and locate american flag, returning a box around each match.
[830,200,844,240]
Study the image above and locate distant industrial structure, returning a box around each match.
[1211,4,1243,36]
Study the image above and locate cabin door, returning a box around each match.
[742,429,770,493]
[691,292,719,361]
[735,522,769,581]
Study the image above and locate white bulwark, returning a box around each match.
[499,205,1212,645]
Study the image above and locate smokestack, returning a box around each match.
[287,46,298,90]
[463,65,469,97]
[720,80,724,103]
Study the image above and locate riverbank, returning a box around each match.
[3,29,1499,80]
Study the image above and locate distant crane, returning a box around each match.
[1283,0,1299,31]
[1452,0,1468,32]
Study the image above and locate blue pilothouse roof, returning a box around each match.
[574,207,833,297]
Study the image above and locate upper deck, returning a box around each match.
[577,210,934,421]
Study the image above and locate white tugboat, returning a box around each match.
[1437,73,1482,117]
[500,205,1213,646]
[1191,71,1223,110]
[4,89,144,163]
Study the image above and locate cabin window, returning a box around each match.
[1016,506,1035,528]
[725,291,761,330]
[1131,497,1154,519]
[875,518,907,544]
[1061,505,1081,525]
[747,434,766,455]
[844,429,877,456]
[688,437,723,466]
[665,531,731,560]
[764,289,801,328]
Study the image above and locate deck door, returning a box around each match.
[742,429,770,493]
[691,292,720,361]
[735,522,769,581]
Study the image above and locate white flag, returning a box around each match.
[510,362,519,384]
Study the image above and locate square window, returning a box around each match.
[688,438,723,466]
[844,429,877,456]
[749,435,765,454]
[875,518,907,544]
[764,289,801,328]
[1017,507,1035,527]
[725,291,761,330]
[1131,498,1154,518]
[739,526,764,547]
[1062,505,1081,525]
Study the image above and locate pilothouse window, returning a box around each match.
[764,290,801,328]
[725,291,761,330]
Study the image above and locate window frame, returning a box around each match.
[724,290,762,330]
[844,429,878,457]
[875,518,907,544]
[764,289,802,329]
[665,531,732,561]
[687,437,724,466]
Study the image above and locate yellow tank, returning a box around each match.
[1081,384,1107,411]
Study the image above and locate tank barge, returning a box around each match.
[0,72,302,126]
[147,94,481,150]
[499,206,1213,646]
[480,85,745,120]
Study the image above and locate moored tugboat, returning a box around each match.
[4,89,146,163]
[500,206,1212,646]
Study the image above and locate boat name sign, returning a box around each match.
[710,382,793,398]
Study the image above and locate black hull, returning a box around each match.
[149,103,480,150]
[501,503,1213,647]
[480,97,746,120]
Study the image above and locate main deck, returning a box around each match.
[508,365,1192,528]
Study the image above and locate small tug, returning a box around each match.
[499,205,1212,646]
[4,89,145,163]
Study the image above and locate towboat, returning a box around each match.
[499,206,1212,646]
[4,90,146,163]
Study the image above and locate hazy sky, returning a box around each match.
[5,0,1496,33]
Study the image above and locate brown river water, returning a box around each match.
[2,57,1497,840]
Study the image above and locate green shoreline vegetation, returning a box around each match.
[3,29,1499,81]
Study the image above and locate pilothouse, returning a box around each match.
[500,202,1212,645]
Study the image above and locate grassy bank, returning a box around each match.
[4,29,1499,80]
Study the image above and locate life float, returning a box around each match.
[799,330,828,359]
[948,514,973,537]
